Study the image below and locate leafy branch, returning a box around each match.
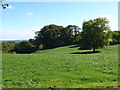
[0,0,9,9]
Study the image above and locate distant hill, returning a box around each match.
[0,40,28,43]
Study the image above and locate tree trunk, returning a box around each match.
[93,48,95,52]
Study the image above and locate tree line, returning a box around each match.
[2,17,120,53]
[30,24,81,49]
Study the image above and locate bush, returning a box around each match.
[2,41,16,53]
[13,41,36,54]
[9,51,16,54]
[110,31,120,45]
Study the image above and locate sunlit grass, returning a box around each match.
[2,44,118,88]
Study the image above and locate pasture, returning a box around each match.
[2,44,118,88]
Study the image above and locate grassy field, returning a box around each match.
[2,44,118,88]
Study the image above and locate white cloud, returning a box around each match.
[1,29,34,40]
[26,12,34,16]
[0,26,43,40]
[6,5,14,9]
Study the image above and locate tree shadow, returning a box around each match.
[70,51,101,54]
[69,44,80,48]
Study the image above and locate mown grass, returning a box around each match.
[2,45,118,88]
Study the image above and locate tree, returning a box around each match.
[34,24,81,49]
[81,17,111,52]
[34,24,65,49]
[66,25,81,44]
[0,0,9,9]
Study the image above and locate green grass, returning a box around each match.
[2,45,118,88]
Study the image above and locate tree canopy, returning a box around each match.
[0,0,9,9]
[80,17,111,52]
[2,41,16,52]
[34,24,81,49]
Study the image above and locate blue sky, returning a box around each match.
[1,2,118,40]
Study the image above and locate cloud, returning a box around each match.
[6,5,14,9]
[0,26,43,40]
[26,12,34,16]
[1,29,34,40]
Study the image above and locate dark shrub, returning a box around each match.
[13,41,36,54]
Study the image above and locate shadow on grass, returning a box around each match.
[69,44,80,48]
[71,51,101,54]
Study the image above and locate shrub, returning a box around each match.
[2,41,16,53]
[13,41,35,54]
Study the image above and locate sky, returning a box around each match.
[0,2,118,40]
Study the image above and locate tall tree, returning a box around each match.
[59,27,74,45]
[81,17,111,52]
[34,24,64,49]
[66,25,81,44]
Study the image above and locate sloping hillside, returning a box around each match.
[2,45,118,88]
